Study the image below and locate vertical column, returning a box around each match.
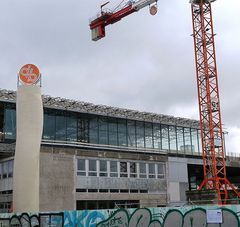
[13,64,43,212]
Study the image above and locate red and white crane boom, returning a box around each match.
[89,0,157,41]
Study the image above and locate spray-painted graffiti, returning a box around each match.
[1,205,240,227]
[64,210,106,227]
[96,208,161,227]
[10,213,39,226]
[96,206,240,227]
[0,212,63,227]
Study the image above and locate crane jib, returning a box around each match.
[89,0,158,41]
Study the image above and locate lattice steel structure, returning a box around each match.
[0,88,199,128]
[191,0,240,204]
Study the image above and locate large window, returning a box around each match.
[153,124,161,150]
[89,117,98,144]
[2,162,8,179]
[8,160,13,178]
[198,130,202,154]
[99,117,108,145]
[66,116,77,142]
[130,162,137,178]
[177,127,184,152]
[161,125,169,150]
[118,119,127,146]
[148,163,155,179]
[77,159,86,176]
[88,160,97,176]
[55,114,66,141]
[120,162,128,178]
[157,163,165,179]
[139,163,147,178]
[0,160,13,179]
[43,113,55,140]
[191,128,199,154]
[184,128,192,154]
[145,123,153,149]
[110,161,118,177]
[127,120,136,147]
[108,118,118,146]
[99,160,107,177]
[136,121,145,148]
[78,118,89,143]
[4,108,16,140]
[169,126,177,151]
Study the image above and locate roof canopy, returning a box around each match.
[0,88,200,128]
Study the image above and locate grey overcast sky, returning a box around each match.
[0,0,239,154]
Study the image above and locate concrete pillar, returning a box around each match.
[13,85,43,212]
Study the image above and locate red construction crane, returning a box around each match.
[190,0,240,204]
[89,0,240,204]
[89,0,158,41]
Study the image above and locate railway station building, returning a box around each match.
[0,88,239,212]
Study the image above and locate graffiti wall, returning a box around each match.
[0,205,240,227]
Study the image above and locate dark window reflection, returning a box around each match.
[177,127,184,152]
[43,113,55,140]
[56,114,66,141]
[118,119,127,146]
[153,124,161,150]
[66,116,77,142]
[145,122,153,149]
[1,103,208,156]
[99,117,108,145]
[136,121,144,148]
[184,128,192,154]
[127,120,136,147]
[4,107,16,140]
[169,126,177,151]
[109,118,118,146]
[78,118,89,143]
[161,125,169,150]
[89,117,98,144]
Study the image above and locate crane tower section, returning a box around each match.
[89,0,158,41]
[191,0,240,203]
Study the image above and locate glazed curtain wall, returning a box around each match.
[3,104,16,140]
[2,105,202,155]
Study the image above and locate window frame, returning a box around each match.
[77,159,86,176]
[139,162,147,178]
[88,159,97,177]
[148,163,156,179]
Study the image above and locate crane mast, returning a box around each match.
[89,0,157,41]
[191,0,240,204]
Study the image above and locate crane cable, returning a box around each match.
[112,0,130,13]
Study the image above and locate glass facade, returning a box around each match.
[1,102,204,155]
[169,126,177,151]
[67,116,77,142]
[4,105,16,140]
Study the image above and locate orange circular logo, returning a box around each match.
[19,64,40,85]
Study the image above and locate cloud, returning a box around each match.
[0,0,239,153]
